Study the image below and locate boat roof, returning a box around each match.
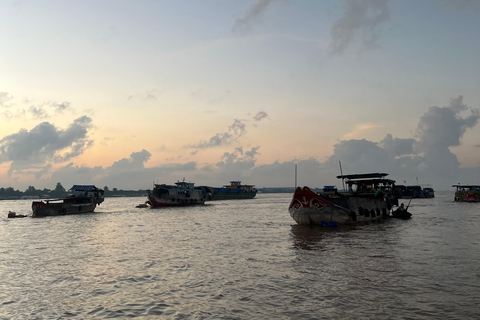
[452,185,480,188]
[336,173,389,180]
[69,185,101,191]
[345,178,396,185]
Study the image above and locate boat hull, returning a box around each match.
[289,187,356,225]
[147,190,209,208]
[32,199,98,217]
[454,192,480,202]
[212,189,257,200]
[289,187,394,225]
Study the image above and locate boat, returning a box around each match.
[391,203,412,219]
[289,173,399,225]
[212,181,257,200]
[395,185,435,198]
[32,185,104,217]
[422,186,435,198]
[453,185,480,202]
[146,180,214,208]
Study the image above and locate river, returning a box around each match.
[1,192,479,319]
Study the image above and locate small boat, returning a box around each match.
[32,185,104,217]
[391,203,412,219]
[289,173,399,225]
[453,185,480,202]
[212,181,257,200]
[7,211,27,218]
[146,180,214,208]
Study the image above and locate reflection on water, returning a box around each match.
[1,192,480,319]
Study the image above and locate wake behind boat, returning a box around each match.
[32,185,104,217]
[289,173,399,225]
[146,180,214,208]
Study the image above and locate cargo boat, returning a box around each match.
[213,181,257,200]
[147,180,214,208]
[32,185,104,217]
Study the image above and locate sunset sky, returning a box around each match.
[1,0,479,191]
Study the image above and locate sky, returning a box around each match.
[1,0,479,191]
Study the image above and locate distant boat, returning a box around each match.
[453,185,480,202]
[213,181,257,200]
[32,185,104,217]
[146,180,214,208]
[289,173,399,225]
[395,185,435,198]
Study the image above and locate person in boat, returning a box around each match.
[398,203,406,211]
[375,187,384,198]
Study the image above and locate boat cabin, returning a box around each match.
[336,173,396,194]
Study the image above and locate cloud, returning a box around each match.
[233,0,280,35]
[6,96,480,192]
[0,116,94,175]
[415,95,479,151]
[329,0,389,55]
[253,111,268,121]
[29,105,49,119]
[0,92,14,107]
[188,119,247,149]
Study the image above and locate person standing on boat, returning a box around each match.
[375,187,384,198]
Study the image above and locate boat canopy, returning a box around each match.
[70,185,102,191]
[345,178,396,186]
[336,173,389,180]
[452,185,480,189]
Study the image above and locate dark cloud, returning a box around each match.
[0,116,93,175]
[233,0,279,35]
[330,0,389,55]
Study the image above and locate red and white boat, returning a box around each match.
[289,173,399,225]
[289,187,354,225]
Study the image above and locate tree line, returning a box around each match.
[0,183,146,199]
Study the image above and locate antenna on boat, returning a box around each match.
[339,161,345,191]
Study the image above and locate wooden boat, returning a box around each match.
[212,181,257,200]
[146,180,214,208]
[289,173,399,225]
[453,185,480,202]
[391,203,412,219]
[32,185,104,217]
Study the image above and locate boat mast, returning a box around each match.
[294,164,297,189]
[339,161,345,191]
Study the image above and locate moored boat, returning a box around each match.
[32,185,104,217]
[213,181,257,200]
[146,180,214,208]
[289,173,399,225]
[453,185,480,202]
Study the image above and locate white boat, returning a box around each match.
[32,185,104,217]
